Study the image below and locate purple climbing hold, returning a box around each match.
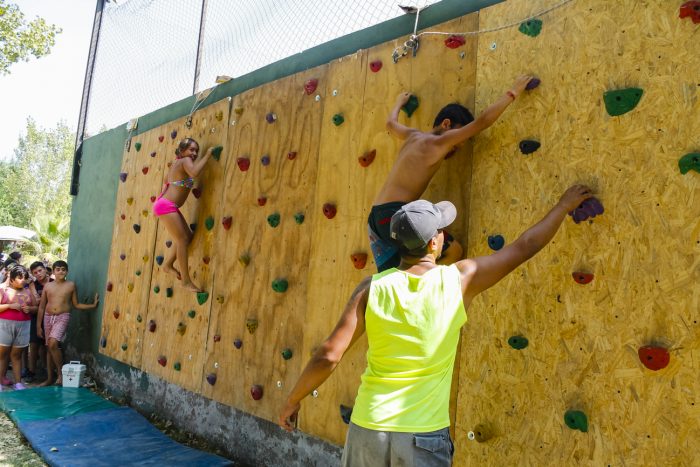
[206,373,217,385]
[233,339,242,349]
[265,112,277,123]
[261,154,270,166]
[119,173,127,182]
[525,78,541,91]
[170,130,177,139]
[569,197,604,224]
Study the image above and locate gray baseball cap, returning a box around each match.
[389,200,457,251]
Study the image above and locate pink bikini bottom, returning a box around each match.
[152,197,180,216]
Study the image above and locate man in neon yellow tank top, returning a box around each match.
[279,185,593,466]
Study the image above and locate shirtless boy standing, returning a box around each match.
[37,260,98,386]
[369,75,535,271]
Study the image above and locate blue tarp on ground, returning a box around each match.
[0,387,116,423]
[18,406,233,466]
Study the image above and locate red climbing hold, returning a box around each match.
[257,196,267,206]
[113,310,120,319]
[222,216,232,230]
[351,253,368,270]
[106,282,113,292]
[638,345,670,371]
[237,157,250,171]
[444,35,466,48]
[192,188,202,199]
[148,320,156,332]
[359,149,376,167]
[150,151,156,158]
[120,214,125,220]
[251,385,264,401]
[572,272,594,285]
[304,78,318,95]
[323,203,337,219]
[369,60,382,72]
[680,1,700,23]
[203,256,210,265]
[150,196,156,203]
[157,355,167,367]
[142,166,149,175]
[158,135,165,142]
[287,151,297,160]
[213,334,221,342]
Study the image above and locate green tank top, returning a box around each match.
[351,265,467,432]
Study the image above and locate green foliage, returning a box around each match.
[0,0,61,74]
[20,214,70,265]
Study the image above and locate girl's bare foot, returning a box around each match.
[162,264,182,280]
[54,378,62,386]
[182,281,201,293]
[38,379,54,387]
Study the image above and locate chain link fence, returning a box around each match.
[84,0,440,137]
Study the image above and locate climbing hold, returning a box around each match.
[216,295,224,304]
[121,343,128,351]
[134,142,141,152]
[281,348,293,360]
[251,385,264,400]
[177,322,187,336]
[133,224,141,234]
[246,319,258,334]
[237,157,250,171]
[148,320,156,332]
[166,287,173,298]
[233,339,242,349]
[165,240,172,248]
[265,112,277,123]
[170,130,177,139]
[638,345,670,371]
[257,196,267,206]
[100,336,107,348]
[444,34,466,48]
[190,223,197,232]
[203,256,210,265]
[120,214,125,220]
[205,216,215,231]
[267,213,281,228]
[603,88,643,116]
[304,79,318,95]
[155,255,164,266]
[519,19,542,37]
[197,292,209,305]
[192,187,202,199]
[142,255,149,263]
[340,405,353,424]
[358,149,376,167]
[519,140,541,155]
[119,173,127,182]
[401,95,419,118]
[150,151,156,158]
[350,253,368,270]
[142,166,149,175]
[150,196,156,203]
[261,154,270,166]
[508,335,529,350]
[287,151,297,161]
[369,60,382,72]
[679,153,700,174]
[564,410,588,433]
[153,286,160,294]
[187,310,196,318]
[323,203,337,219]
[526,78,541,91]
[135,270,141,276]
[272,278,289,293]
[569,197,604,224]
[126,197,134,205]
[294,212,305,224]
[141,210,149,217]
[173,362,181,371]
[332,114,344,126]
[136,314,142,323]
[679,1,700,23]
[158,135,164,142]
[467,424,493,442]
[213,334,221,342]
[211,146,223,161]
[238,254,251,266]
[215,111,224,121]
[113,310,120,319]
[206,373,217,385]
[487,235,505,251]
[127,283,134,292]
[157,355,167,367]
[222,216,233,230]
[120,253,126,261]
[234,107,244,115]
[572,272,594,285]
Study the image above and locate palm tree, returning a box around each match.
[20,215,70,265]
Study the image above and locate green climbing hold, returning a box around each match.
[174,362,181,371]
[205,216,215,231]
[401,95,419,118]
[135,270,141,276]
[267,213,281,228]
[211,146,223,161]
[166,287,173,298]
[197,291,209,305]
[272,278,288,293]
[187,310,196,318]
[136,314,142,323]
[679,153,700,175]
[134,142,142,152]
[281,348,293,360]
[603,88,643,116]
[121,343,128,351]
[519,19,542,37]
[508,335,529,350]
[153,286,160,294]
[294,212,305,225]
[332,114,344,126]
[564,410,588,432]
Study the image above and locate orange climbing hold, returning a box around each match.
[351,253,368,270]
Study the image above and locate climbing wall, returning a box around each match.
[456,0,700,465]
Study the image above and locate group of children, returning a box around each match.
[0,255,98,390]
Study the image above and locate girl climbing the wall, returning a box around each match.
[153,137,213,292]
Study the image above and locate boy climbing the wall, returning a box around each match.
[369,75,535,271]
[37,261,98,386]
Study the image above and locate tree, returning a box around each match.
[0,0,61,75]
[20,214,70,265]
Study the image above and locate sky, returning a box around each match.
[0,0,95,161]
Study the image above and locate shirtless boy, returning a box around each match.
[37,260,98,386]
[369,75,534,271]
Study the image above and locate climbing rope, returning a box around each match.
[185,88,213,128]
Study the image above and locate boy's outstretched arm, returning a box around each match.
[386,92,416,139]
[458,185,592,301]
[278,277,370,432]
[72,288,99,310]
